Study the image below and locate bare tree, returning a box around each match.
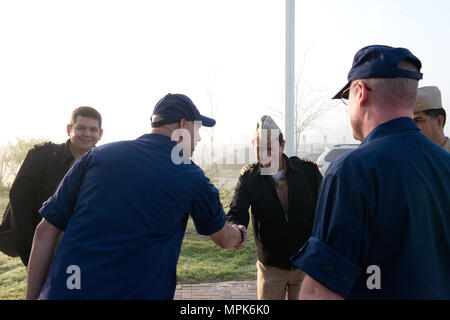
[269,50,339,155]
[206,85,215,164]
[202,70,218,169]
[0,137,48,189]
[0,146,8,192]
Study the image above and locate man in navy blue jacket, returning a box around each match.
[291,45,450,299]
[26,94,247,300]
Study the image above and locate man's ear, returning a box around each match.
[280,140,286,152]
[357,82,370,106]
[178,119,187,128]
[436,115,445,130]
[66,124,72,137]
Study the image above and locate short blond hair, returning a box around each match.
[362,59,419,106]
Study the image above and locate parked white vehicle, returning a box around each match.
[316,144,360,176]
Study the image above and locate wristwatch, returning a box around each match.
[238,228,245,243]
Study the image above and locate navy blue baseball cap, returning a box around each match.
[332,45,423,100]
[151,93,216,127]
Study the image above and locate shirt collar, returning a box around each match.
[138,133,177,146]
[360,117,420,147]
[138,133,186,161]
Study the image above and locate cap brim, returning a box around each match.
[198,115,216,127]
[332,82,351,100]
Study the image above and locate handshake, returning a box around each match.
[210,222,248,250]
[232,224,248,250]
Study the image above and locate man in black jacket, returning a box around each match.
[3,106,103,266]
[227,115,322,300]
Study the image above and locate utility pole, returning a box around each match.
[285,0,295,156]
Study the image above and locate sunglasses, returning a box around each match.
[340,82,372,105]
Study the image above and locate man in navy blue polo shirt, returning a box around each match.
[26,93,247,300]
[291,45,450,299]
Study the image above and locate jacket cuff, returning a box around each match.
[193,210,227,236]
[290,236,363,298]
[39,199,72,231]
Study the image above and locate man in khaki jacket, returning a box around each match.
[413,86,450,152]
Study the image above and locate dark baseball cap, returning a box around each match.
[151,93,216,127]
[332,45,423,100]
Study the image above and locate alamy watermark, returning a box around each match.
[366,265,381,290]
[66,265,81,290]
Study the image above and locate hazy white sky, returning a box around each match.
[1,0,449,151]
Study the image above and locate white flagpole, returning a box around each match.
[285,0,295,156]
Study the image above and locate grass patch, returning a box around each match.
[216,169,241,176]
[0,254,27,300]
[177,218,257,284]
[0,193,27,300]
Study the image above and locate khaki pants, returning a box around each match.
[256,260,305,300]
